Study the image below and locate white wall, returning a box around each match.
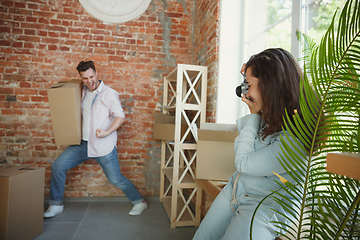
[216,0,248,124]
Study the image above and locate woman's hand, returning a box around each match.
[240,66,262,115]
[240,63,246,75]
[242,95,261,114]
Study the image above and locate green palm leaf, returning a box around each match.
[253,0,360,239]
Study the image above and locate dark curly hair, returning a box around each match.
[76,60,96,74]
[245,48,303,139]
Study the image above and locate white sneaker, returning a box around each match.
[43,205,64,218]
[129,202,148,216]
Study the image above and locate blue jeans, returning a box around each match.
[49,141,144,205]
[193,173,283,240]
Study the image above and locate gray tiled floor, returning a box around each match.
[34,197,197,240]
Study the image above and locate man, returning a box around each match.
[44,60,147,218]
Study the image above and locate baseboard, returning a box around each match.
[44,195,160,203]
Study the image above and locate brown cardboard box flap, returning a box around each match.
[0,166,39,177]
[48,79,83,89]
[198,129,238,142]
[153,113,191,141]
[154,112,175,124]
[196,124,238,181]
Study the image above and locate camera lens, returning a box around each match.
[235,85,243,97]
[236,71,249,98]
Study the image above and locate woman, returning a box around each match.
[193,48,305,240]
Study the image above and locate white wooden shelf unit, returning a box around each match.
[159,64,207,228]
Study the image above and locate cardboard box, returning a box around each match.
[196,123,238,181]
[0,166,45,240]
[153,113,176,141]
[47,79,83,146]
[153,113,191,141]
[326,152,360,180]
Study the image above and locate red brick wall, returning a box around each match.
[192,0,220,123]
[0,0,197,198]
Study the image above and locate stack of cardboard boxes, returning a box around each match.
[154,116,239,182]
[0,79,83,240]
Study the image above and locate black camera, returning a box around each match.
[235,71,249,98]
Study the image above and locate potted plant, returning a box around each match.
[252,0,360,239]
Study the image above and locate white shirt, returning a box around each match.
[81,81,125,157]
[82,90,97,141]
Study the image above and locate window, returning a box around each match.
[217,0,346,124]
